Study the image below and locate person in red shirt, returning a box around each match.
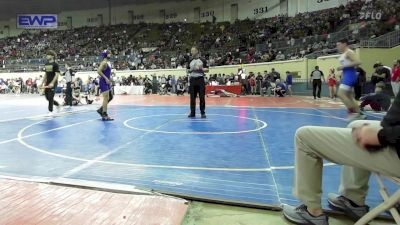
[250,75,256,95]
[26,78,33,94]
[327,68,337,99]
[391,59,400,97]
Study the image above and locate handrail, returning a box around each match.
[360,30,400,48]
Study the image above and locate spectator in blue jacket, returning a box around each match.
[274,79,287,97]
[286,71,293,96]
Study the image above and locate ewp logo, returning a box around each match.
[17,14,58,29]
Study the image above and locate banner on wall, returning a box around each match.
[17,14,58,29]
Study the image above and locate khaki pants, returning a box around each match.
[293,120,400,209]
[392,81,399,97]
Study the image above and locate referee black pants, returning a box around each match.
[312,79,322,99]
[66,82,73,106]
[189,76,206,115]
[354,84,362,100]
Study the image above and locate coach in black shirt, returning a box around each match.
[355,66,366,100]
[41,50,60,115]
[187,47,209,118]
[371,63,391,88]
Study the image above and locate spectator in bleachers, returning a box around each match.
[0,0,398,73]
[276,51,286,61]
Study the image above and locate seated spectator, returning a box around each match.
[261,77,273,97]
[176,81,185,96]
[0,0,398,73]
[276,51,286,60]
[144,79,152,95]
[360,82,391,112]
[283,92,400,225]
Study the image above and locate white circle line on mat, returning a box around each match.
[123,114,268,135]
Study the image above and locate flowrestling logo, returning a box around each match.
[17,14,58,29]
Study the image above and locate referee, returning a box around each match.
[187,46,209,118]
[310,66,325,99]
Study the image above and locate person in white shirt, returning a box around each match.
[63,63,75,107]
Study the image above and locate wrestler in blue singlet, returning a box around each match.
[99,51,112,93]
[339,49,358,90]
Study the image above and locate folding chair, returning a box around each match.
[355,173,400,225]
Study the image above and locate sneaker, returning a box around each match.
[347,113,367,122]
[102,116,114,121]
[47,112,54,117]
[101,112,114,121]
[201,114,206,119]
[188,114,195,118]
[283,204,329,225]
[327,193,369,222]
